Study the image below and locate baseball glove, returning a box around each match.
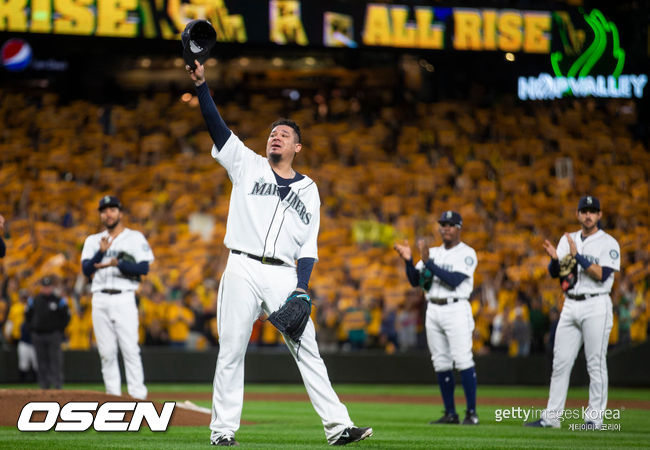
[419,266,433,291]
[268,290,312,343]
[559,254,577,292]
[117,251,141,281]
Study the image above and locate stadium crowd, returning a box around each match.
[0,79,648,359]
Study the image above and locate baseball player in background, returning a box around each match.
[394,211,479,425]
[80,196,154,399]
[186,60,372,447]
[526,196,620,429]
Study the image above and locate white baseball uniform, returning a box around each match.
[416,242,477,371]
[209,132,354,444]
[542,229,620,428]
[81,228,154,399]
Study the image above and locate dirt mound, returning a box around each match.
[0,389,210,427]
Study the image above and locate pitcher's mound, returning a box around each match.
[0,389,210,427]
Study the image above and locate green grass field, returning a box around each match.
[1,384,648,449]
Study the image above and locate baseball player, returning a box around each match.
[394,211,479,425]
[526,196,620,429]
[81,196,154,399]
[186,60,372,447]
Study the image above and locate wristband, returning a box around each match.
[574,253,592,270]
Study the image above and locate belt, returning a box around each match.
[566,293,604,301]
[429,298,465,306]
[231,250,285,266]
[100,289,122,295]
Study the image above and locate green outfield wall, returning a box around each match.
[1,342,647,386]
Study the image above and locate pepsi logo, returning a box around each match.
[1,38,33,71]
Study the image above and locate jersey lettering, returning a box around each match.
[249,181,312,225]
[285,191,312,225]
[250,181,279,197]
[105,249,121,258]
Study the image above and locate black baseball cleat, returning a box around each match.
[211,435,240,446]
[332,426,373,446]
[429,412,460,424]
[463,410,479,425]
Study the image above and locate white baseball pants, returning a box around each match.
[542,294,613,427]
[210,253,353,444]
[17,341,38,372]
[425,300,475,372]
[92,292,147,399]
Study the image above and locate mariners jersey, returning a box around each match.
[212,132,319,266]
[556,229,620,295]
[415,242,477,300]
[81,228,154,293]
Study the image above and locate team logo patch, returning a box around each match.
[609,249,619,260]
[465,256,474,266]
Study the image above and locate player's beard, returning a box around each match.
[580,216,598,233]
[270,153,282,164]
[103,217,121,231]
[582,222,597,234]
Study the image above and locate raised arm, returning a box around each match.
[186,60,231,151]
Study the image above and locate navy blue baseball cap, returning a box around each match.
[578,195,600,211]
[438,210,462,227]
[98,195,122,211]
[181,20,216,69]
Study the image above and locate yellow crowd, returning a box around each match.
[0,85,648,354]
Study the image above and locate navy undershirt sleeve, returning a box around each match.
[424,260,468,288]
[0,236,5,257]
[404,260,420,287]
[82,250,105,277]
[548,258,560,278]
[296,258,315,291]
[574,253,592,270]
[117,260,150,276]
[601,266,614,282]
[195,82,230,150]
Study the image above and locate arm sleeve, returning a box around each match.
[0,236,5,257]
[601,266,614,282]
[405,260,420,287]
[424,260,468,288]
[117,260,150,276]
[548,258,560,278]
[196,82,230,150]
[574,253,592,270]
[296,258,316,291]
[81,250,105,277]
